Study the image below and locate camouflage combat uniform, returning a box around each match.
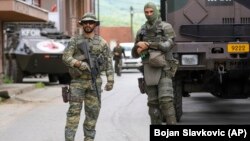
[62,13,114,141]
[132,2,177,125]
[112,45,125,76]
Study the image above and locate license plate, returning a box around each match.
[227,43,249,53]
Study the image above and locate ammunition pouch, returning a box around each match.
[62,86,70,103]
[148,50,167,67]
[138,77,146,94]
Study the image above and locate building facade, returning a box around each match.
[0,0,94,83]
[38,0,95,36]
[61,0,95,36]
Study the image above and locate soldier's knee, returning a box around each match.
[159,96,173,105]
[67,109,81,117]
[67,104,82,116]
[147,99,159,107]
[159,96,175,114]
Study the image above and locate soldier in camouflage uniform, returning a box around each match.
[112,40,126,76]
[62,12,114,141]
[132,2,177,125]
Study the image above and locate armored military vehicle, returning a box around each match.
[160,0,250,120]
[4,22,71,84]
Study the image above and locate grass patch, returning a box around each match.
[3,76,13,84]
[0,97,5,102]
[35,82,45,88]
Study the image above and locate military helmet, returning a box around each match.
[79,12,100,26]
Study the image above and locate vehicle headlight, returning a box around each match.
[181,54,198,65]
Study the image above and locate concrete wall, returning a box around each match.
[62,0,94,36]
[40,0,57,11]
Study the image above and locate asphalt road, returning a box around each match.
[0,70,249,141]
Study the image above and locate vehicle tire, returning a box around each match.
[173,77,183,122]
[48,74,58,83]
[58,73,71,84]
[12,59,23,83]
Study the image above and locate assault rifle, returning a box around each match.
[78,41,101,103]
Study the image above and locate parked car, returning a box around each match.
[119,42,142,69]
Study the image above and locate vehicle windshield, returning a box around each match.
[120,42,134,51]
[123,46,132,51]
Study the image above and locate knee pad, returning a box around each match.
[159,96,173,105]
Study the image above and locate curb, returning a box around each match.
[0,84,37,100]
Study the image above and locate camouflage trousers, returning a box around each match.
[145,70,177,125]
[114,59,122,76]
[65,81,101,141]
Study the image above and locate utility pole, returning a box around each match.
[130,6,134,41]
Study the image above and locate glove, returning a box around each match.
[104,81,114,91]
[79,62,90,71]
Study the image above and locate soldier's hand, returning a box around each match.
[104,81,114,91]
[137,47,143,54]
[74,60,81,68]
[79,62,90,71]
[136,41,149,50]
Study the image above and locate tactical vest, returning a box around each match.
[139,21,168,43]
[69,35,105,78]
[139,21,167,60]
[138,21,179,80]
[86,35,106,72]
[73,35,103,61]
[139,21,174,61]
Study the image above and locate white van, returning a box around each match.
[119,42,142,69]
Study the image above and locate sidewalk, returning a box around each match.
[0,83,37,101]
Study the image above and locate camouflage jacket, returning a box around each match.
[131,18,178,83]
[62,34,114,84]
[113,46,125,60]
[132,18,176,61]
